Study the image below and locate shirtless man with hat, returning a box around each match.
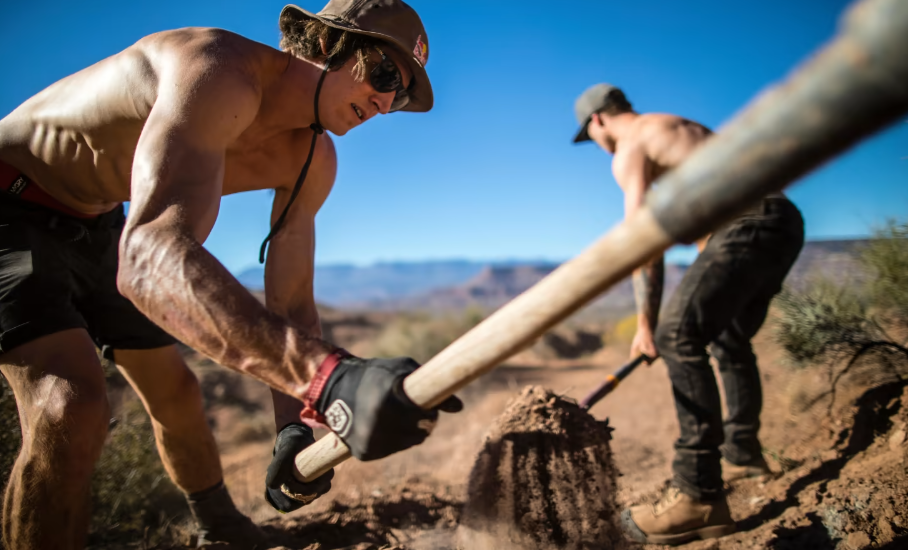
[0,1,460,548]
[572,83,804,545]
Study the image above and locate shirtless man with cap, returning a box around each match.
[572,84,804,545]
[0,1,461,548]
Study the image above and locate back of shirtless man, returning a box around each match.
[0,1,462,548]
[572,84,804,545]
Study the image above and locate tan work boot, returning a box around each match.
[722,455,772,483]
[620,486,736,545]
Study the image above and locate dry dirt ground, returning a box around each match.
[161,321,907,550]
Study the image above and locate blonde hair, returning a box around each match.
[279,15,382,81]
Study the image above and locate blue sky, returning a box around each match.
[1,0,905,273]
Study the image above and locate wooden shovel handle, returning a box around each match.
[579,354,648,410]
[294,210,672,482]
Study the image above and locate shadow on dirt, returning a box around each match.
[265,493,462,549]
[769,512,840,549]
[738,379,907,534]
[877,538,908,549]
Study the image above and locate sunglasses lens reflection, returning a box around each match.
[372,60,401,92]
[370,50,410,112]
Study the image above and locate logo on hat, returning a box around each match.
[413,34,428,66]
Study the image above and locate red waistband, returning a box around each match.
[0,161,99,219]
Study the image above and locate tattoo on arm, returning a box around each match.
[633,257,665,332]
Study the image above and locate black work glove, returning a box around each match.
[315,356,462,461]
[265,423,334,513]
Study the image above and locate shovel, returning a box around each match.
[293,0,908,482]
[579,354,649,410]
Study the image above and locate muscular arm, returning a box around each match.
[264,136,338,431]
[614,146,664,345]
[119,57,334,400]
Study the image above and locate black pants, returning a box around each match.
[654,196,804,499]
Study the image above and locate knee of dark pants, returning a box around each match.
[655,320,680,362]
[710,340,755,367]
[656,319,711,366]
[708,342,733,364]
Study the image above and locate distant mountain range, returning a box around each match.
[236,260,504,304]
[236,239,869,313]
[376,263,691,316]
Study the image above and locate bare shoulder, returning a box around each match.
[132,28,273,94]
[135,28,265,66]
[307,131,338,186]
[636,113,710,137]
[317,132,338,163]
[634,113,712,169]
[309,132,337,187]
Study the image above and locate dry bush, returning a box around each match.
[89,398,187,546]
[773,220,908,411]
[369,307,486,364]
[863,219,908,324]
[0,376,20,484]
[531,325,604,360]
[774,277,874,369]
[774,221,908,371]
[608,313,638,345]
[1,362,187,547]
[230,416,275,446]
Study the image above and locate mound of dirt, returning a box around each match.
[459,386,627,550]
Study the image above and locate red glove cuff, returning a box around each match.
[300,350,351,424]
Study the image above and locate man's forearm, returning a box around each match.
[270,317,322,431]
[119,229,334,399]
[633,256,665,333]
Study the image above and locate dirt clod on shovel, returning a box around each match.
[459,386,628,550]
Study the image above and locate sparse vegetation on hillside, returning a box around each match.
[89,399,186,546]
[774,277,875,368]
[863,219,908,324]
[0,376,19,483]
[0,360,188,547]
[774,219,908,408]
[369,306,486,363]
[609,313,638,345]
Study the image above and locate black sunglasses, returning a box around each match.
[371,47,410,112]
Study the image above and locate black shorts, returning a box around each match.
[0,193,176,360]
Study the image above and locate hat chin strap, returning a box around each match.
[258,62,330,264]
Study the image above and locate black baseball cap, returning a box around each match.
[572,83,628,143]
[281,0,433,112]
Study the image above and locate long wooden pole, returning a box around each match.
[294,210,672,481]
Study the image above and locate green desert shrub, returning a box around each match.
[774,277,873,368]
[774,219,908,401]
[1,366,186,546]
[89,398,186,545]
[370,307,486,364]
[863,219,908,323]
